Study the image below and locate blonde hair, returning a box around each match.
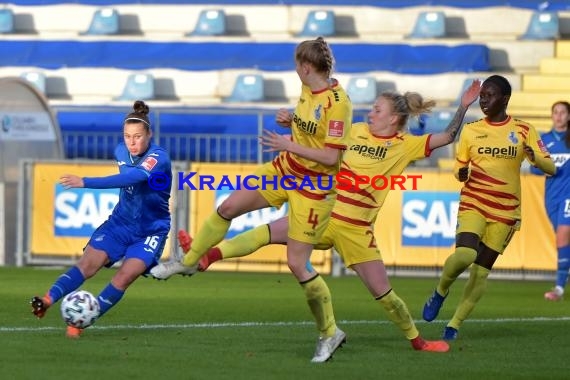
[381,91,436,131]
[295,36,335,78]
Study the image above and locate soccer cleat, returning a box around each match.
[423,289,447,322]
[311,328,347,363]
[150,260,198,280]
[30,295,52,319]
[416,340,450,353]
[177,229,192,253]
[442,326,458,341]
[198,254,211,272]
[66,326,83,339]
[544,289,563,301]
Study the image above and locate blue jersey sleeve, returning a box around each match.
[83,168,148,189]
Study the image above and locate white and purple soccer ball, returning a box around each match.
[60,290,100,329]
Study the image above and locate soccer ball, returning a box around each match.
[60,290,100,329]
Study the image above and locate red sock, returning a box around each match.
[199,247,223,272]
[410,336,426,350]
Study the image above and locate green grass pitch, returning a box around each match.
[1,267,568,380]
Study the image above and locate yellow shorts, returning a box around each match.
[320,217,382,267]
[253,162,335,245]
[456,210,520,254]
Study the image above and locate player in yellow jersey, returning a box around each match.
[155,80,482,358]
[154,37,352,362]
[422,75,556,341]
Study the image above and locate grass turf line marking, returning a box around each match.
[2,316,570,332]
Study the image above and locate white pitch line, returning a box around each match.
[1,316,569,333]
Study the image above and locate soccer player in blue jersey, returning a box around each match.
[30,100,173,338]
[530,101,570,301]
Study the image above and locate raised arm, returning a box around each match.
[428,79,481,150]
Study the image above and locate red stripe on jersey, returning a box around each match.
[459,203,518,226]
[424,134,433,157]
[285,152,329,177]
[462,190,519,210]
[294,187,327,200]
[331,212,370,226]
[469,169,508,185]
[464,183,519,200]
[325,142,347,150]
[336,168,376,203]
[335,193,376,209]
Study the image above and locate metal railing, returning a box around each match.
[55,105,371,163]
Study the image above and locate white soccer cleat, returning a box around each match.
[311,327,346,363]
[150,260,198,280]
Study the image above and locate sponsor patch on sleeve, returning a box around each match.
[141,156,158,171]
[537,139,548,154]
[328,120,345,137]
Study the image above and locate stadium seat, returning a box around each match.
[115,73,155,101]
[187,9,226,36]
[80,8,119,36]
[406,11,446,39]
[0,8,14,34]
[346,76,377,105]
[223,74,264,103]
[297,10,335,37]
[20,71,46,94]
[519,11,559,40]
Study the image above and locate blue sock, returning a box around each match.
[555,245,570,289]
[97,283,125,317]
[48,266,85,304]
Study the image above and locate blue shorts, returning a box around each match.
[546,196,570,231]
[87,220,168,270]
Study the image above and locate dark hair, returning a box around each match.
[483,75,512,97]
[295,36,335,78]
[124,100,150,131]
[551,100,570,148]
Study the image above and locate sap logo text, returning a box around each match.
[402,191,459,247]
[216,189,288,239]
[54,185,119,237]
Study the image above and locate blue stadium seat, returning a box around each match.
[297,10,335,37]
[223,74,264,103]
[0,9,14,34]
[81,8,119,36]
[187,9,226,36]
[20,71,46,94]
[346,76,377,105]
[406,11,446,39]
[115,73,155,101]
[519,11,559,40]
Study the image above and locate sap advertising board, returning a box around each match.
[54,184,119,237]
[53,183,456,246]
[215,188,288,239]
[402,191,459,247]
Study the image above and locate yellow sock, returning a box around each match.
[437,246,477,296]
[301,275,336,337]
[377,290,419,340]
[448,264,490,329]
[183,212,231,266]
[219,224,271,260]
